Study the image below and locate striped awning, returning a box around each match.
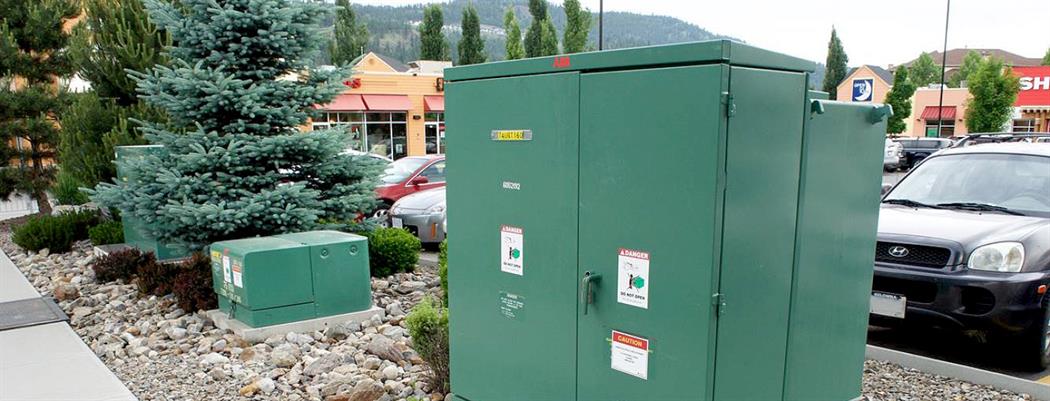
[920,106,956,120]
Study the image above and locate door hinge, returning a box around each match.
[722,92,736,118]
[712,293,726,317]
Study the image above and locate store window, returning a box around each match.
[924,119,955,137]
[312,111,407,158]
[1012,119,1037,133]
[425,112,446,154]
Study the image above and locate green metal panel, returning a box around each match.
[576,65,726,401]
[782,100,887,400]
[446,72,581,401]
[274,231,372,316]
[713,67,806,400]
[209,237,313,327]
[114,146,189,261]
[445,40,814,82]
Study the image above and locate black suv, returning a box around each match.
[871,143,1050,369]
[894,137,953,169]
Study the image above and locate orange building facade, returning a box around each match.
[307,53,448,160]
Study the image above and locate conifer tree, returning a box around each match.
[821,27,848,100]
[503,8,524,60]
[909,52,939,88]
[0,0,80,214]
[457,4,485,65]
[419,4,449,61]
[91,0,383,249]
[883,66,916,134]
[329,0,369,66]
[562,0,591,54]
[524,0,558,57]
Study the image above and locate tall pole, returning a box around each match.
[598,0,604,50]
[935,0,950,137]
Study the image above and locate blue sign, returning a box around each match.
[852,78,874,102]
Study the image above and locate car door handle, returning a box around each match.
[581,271,601,315]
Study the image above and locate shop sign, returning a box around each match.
[1014,66,1050,106]
[852,78,874,102]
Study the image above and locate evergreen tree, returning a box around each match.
[909,52,939,88]
[965,57,1019,133]
[0,0,79,214]
[91,0,384,249]
[524,0,558,57]
[329,0,369,66]
[62,0,168,188]
[419,4,449,61]
[1042,49,1050,66]
[948,50,981,88]
[562,0,590,54]
[883,66,916,135]
[457,4,485,65]
[503,8,524,60]
[821,27,848,100]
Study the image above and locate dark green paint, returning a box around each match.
[274,231,372,317]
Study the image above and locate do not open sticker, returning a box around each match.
[617,248,649,309]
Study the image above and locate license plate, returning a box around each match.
[391,217,403,228]
[870,292,906,318]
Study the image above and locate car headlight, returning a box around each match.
[389,202,402,215]
[967,242,1025,272]
[426,203,445,214]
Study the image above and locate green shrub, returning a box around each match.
[135,259,178,297]
[405,296,449,393]
[88,221,124,246]
[92,248,154,282]
[52,170,89,206]
[12,211,99,253]
[439,240,448,306]
[367,227,420,277]
[172,252,217,312]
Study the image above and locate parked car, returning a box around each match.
[871,143,1050,369]
[884,139,904,171]
[388,187,446,244]
[894,137,953,169]
[951,132,1050,148]
[343,148,393,163]
[374,155,445,217]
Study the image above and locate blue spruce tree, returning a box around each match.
[92,0,382,249]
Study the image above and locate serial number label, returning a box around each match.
[491,130,532,141]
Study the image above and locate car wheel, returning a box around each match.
[372,201,392,220]
[1019,303,1050,370]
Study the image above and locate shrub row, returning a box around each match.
[90,248,215,312]
[366,227,420,277]
[89,220,124,246]
[13,210,100,253]
[405,296,449,393]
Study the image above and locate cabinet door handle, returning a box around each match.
[581,271,601,315]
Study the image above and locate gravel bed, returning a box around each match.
[0,227,1037,401]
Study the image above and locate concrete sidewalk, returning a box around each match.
[0,250,136,401]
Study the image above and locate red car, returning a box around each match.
[374,155,446,217]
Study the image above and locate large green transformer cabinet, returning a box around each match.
[445,40,889,401]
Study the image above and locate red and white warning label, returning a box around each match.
[611,330,649,380]
[617,248,650,309]
[232,259,243,288]
[500,225,524,276]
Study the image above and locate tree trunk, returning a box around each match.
[34,188,51,215]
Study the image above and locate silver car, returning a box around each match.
[388,187,446,244]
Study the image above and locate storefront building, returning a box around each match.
[309,53,448,159]
[1012,66,1050,132]
[835,65,894,104]
[906,87,971,137]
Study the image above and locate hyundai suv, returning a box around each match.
[871,143,1050,369]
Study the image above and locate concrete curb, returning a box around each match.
[866,345,1050,400]
[207,306,385,343]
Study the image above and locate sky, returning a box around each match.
[351,0,1050,67]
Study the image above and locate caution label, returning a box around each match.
[232,259,243,288]
[617,248,650,309]
[500,225,524,275]
[221,250,232,284]
[611,330,649,380]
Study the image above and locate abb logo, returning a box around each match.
[552,56,571,68]
[343,78,361,88]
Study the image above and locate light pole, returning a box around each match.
[598,0,604,50]
[935,0,950,137]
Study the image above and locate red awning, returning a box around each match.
[362,94,412,111]
[424,95,445,112]
[920,106,956,120]
[317,94,365,111]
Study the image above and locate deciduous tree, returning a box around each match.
[909,52,939,88]
[821,28,848,100]
[419,4,449,61]
[965,57,1019,133]
[883,66,916,134]
[948,50,981,88]
[329,0,369,66]
[457,4,485,65]
[503,8,524,60]
[562,0,591,54]
[1042,49,1049,66]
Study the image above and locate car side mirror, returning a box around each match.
[410,176,429,186]
[880,183,893,196]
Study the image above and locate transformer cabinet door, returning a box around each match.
[446,72,581,401]
[576,65,726,401]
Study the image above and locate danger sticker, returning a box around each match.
[617,248,650,309]
[221,250,232,284]
[611,330,649,380]
[232,259,243,288]
[500,225,524,275]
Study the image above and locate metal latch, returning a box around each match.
[581,271,601,315]
[712,293,726,317]
[722,92,736,117]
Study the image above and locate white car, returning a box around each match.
[884,139,903,171]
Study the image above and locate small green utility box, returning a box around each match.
[114,145,189,261]
[446,40,889,401]
[210,230,370,328]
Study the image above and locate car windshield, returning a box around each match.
[381,158,429,184]
[885,153,1050,217]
